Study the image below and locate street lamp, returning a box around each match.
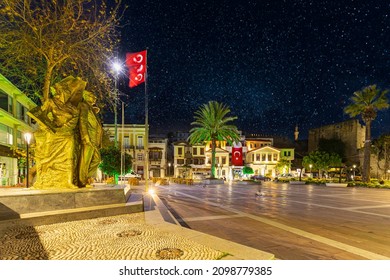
[309,164,313,178]
[353,164,356,180]
[112,60,122,185]
[168,162,171,177]
[24,132,32,188]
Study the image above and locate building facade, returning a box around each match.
[171,132,295,180]
[246,146,281,177]
[103,124,168,178]
[149,137,168,178]
[0,74,36,186]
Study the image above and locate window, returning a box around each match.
[0,124,13,145]
[177,159,184,164]
[200,148,204,155]
[123,136,130,148]
[256,154,260,161]
[273,153,278,161]
[192,147,197,155]
[284,151,291,157]
[137,136,143,148]
[16,102,27,123]
[222,157,226,165]
[262,154,266,161]
[178,147,183,155]
[268,154,272,161]
[0,90,11,113]
[149,150,162,161]
[193,158,205,165]
[137,153,143,161]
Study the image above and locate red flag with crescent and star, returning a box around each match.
[232,143,243,166]
[126,50,147,88]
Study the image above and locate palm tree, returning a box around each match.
[188,101,240,179]
[344,85,389,182]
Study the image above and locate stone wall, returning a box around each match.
[308,119,365,164]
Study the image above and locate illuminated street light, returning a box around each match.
[111,60,122,185]
[112,62,122,74]
[309,164,313,178]
[353,164,356,180]
[168,162,171,176]
[24,132,32,188]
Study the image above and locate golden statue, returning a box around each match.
[78,90,103,187]
[27,76,102,189]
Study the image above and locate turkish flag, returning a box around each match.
[232,147,243,166]
[126,50,147,88]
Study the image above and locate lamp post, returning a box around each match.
[24,132,32,188]
[353,164,356,180]
[309,164,313,178]
[112,61,122,185]
[112,61,122,148]
[168,162,171,177]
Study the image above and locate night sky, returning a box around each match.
[108,0,390,140]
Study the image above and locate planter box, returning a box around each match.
[325,183,348,187]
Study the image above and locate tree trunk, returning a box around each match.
[211,138,216,178]
[363,121,372,182]
[43,63,55,102]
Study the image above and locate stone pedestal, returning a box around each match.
[0,185,143,234]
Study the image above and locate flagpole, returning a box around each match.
[144,50,149,192]
[126,50,148,191]
[121,101,124,184]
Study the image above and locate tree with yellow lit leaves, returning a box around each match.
[0,0,124,106]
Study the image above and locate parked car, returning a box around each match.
[275,173,295,181]
[119,171,141,180]
[251,175,271,181]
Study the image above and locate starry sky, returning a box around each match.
[108,0,390,140]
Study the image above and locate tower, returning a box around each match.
[294,124,299,141]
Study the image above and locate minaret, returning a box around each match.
[294,124,299,141]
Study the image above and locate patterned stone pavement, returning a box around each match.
[0,213,227,260]
[0,184,274,260]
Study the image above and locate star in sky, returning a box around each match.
[108,0,390,139]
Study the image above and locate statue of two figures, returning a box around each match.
[27,76,103,189]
